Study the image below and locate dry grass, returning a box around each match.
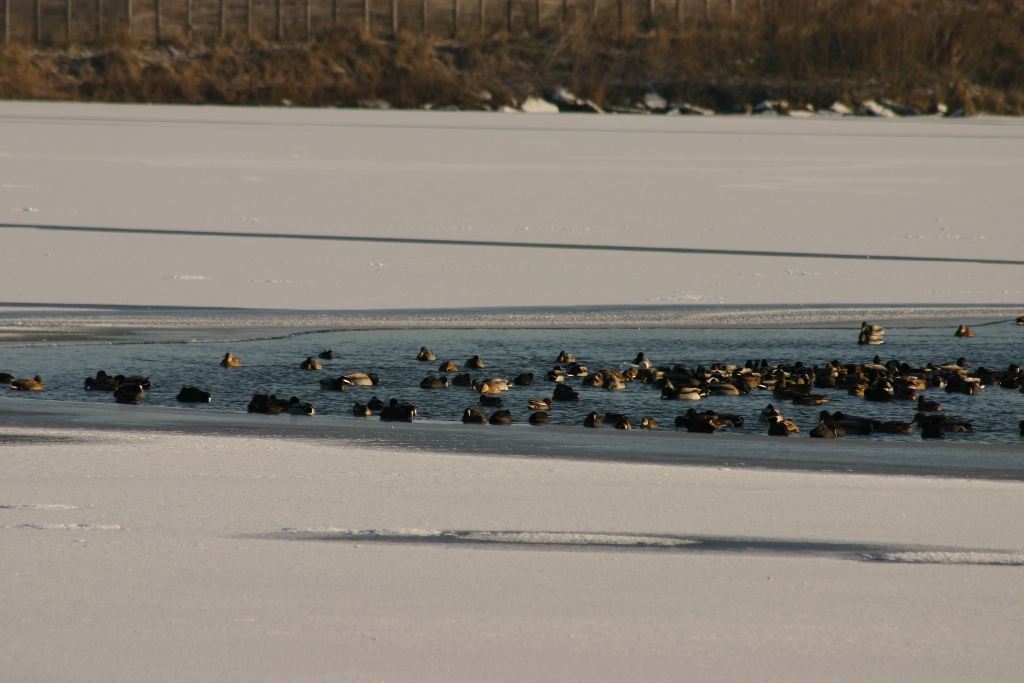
[2,0,1023,114]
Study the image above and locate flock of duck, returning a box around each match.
[5,321,1024,440]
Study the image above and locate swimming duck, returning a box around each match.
[954,325,975,338]
[767,414,800,436]
[809,422,843,438]
[84,370,120,391]
[319,377,347,391]
[921,424,946,439]
[479,394,503,407]
[677,409,727,433]
[602,375,626,390]
[300,357,323,370]
[10,376,44,391]
[873,420,914,434]
[632,352,652,368]
[366,396,386,412]
[220,352,243,368]
[565,363,589,377]
[417,347,436,362]
[465,355,485,369]
[462,408,487,424]
[513,373,535,386]
[287,398,316,415]
[1019,420,1024,436]
[857,322,885,345]
[318,349,335,360]
[792,393,829,406]
[758,403,782,423]
[912,412,975,432]
[114,374,152,390]
[176,386,212,403]
[640,417,658,429]
[342,372,380,387]
[863,381,894,402]
[705,410,744,427]
[556,351,575,363]
[527,397,552,411]
[945,376,983,395]
[0,372,13,384]
[113,382,144,404]
[707,381,742,396]
[546,366,566,382]
[1017,316,1024,325]
[420,375,449,389]
[917,395,942,411]
[583,411,604,428]
[247,393,290,414]
[380,399,416,422]
[353,402,371,416]
[438,360,459,373]
[488,410,513,425]
[828,411,874,435]
[474,378,510,394]
[452,373,474,387]
[661,385,703,400]
[613,415,632,429]
[528,411,549,425]
[552,384,579,401]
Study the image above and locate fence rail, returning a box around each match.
[1,0,768,43]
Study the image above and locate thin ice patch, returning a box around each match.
[19,523,123,531]
[0,503,80,510]
[868,551,1024,566]
[281,528,700,547]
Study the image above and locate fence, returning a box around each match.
[1,0,763,43]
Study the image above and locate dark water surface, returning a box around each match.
[2,320,1023,451]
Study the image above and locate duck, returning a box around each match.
[632,352,652,368]
[488,410,513,425]
[342,372,380,387]
[420,375,448,389]
[873,420,914,434]
[758,403,782,423]
[287,398,316,415]
[792,393,829,406]
[706,381,742,396]
[462,408,487,424]
[417,347,436,361]
[366,396,386,412]
[954,324,975,338]
[319,377,347,391]
[527,397,552,411]
[552,384,579,401]
[565,363,589,377]
[380,399,416,422]
[809,422,842,438]
[556,351,575,363]
[917,395,942,412]
[661,386,703,400]
[828,411,874,435]
[912,412,975,432]
[176,386,211,403]
[438,360,459,373]
[864,381,894,402]
[1017,316,1024,325]
[857,322,885,345]
[465,355,485,369]
[706,411,744,427]
[676,409,727,433]
[921,424,946,439]
[0,372,13,384]
[528,411,549,425]
[1019,420,1024,436]
[115,374,152,390]
[602,375,626,390]
[299,357,323,370]
[113,382,144,404]
[352,402,372,416]
[613,415,632,429]
[318,349,335,360]
[546,366,566,382]
[452,373,474,386]
[640,417,658,429]
[479,394,503,407]
[583,411,604,428]
[84,370,119,391]
[513,373,535,386]
[247,393,290,414]
[10,376,44,391]
[220,352,243,368]
[767,414,800,436]
[474,378,510,394]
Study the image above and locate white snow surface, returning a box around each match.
[2,102,1024,311]
[2,103,1024,681]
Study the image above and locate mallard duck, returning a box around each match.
[462,408,487,424]
[287,398,316,415]
[10,376,44,391]
[417,347,436,362]
[676,409,727,433]
[318,349,335,360]
[380,399,416,422]
[220,352,242,368]
[809,422,842,438]
[474,378,510,394]
[319,377,347,391]
[452,373,474,387]
[829,411,874,435]
[758,403,782,423]
[602,375,626,390]
[640,417,658,429]
[247,393,290,414]
[552,384,579,401]
[352,402,371,416]
[176,386,211,403]
[84,370,119,391]
[114,374,151,390]
[917,395,942,411]
[565,363,589,377]
[556,351,575,363]
[874,420,914,434]
[299,357,323,370]
[479,394,503,407]
[632,352,652,368]
[546,366,566,382]
[366,396,386,412]
[583,411,604,428]
[528,411,549,425]
[793,393,829,406]
[661,386,703,400]
[113,382,144,404]
[488,410,513,425]
[438,360,459,373]
[513,373,535,386]
[613,416,632,429]
[954,325,975,338]
[465,355,485,369]
[420,375,448,389]
[342,372,379,387]
[767,414,800,436]
[912,412,975,432]
[527,397,552,411]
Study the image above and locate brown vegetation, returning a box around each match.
[2,0,1023,114]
